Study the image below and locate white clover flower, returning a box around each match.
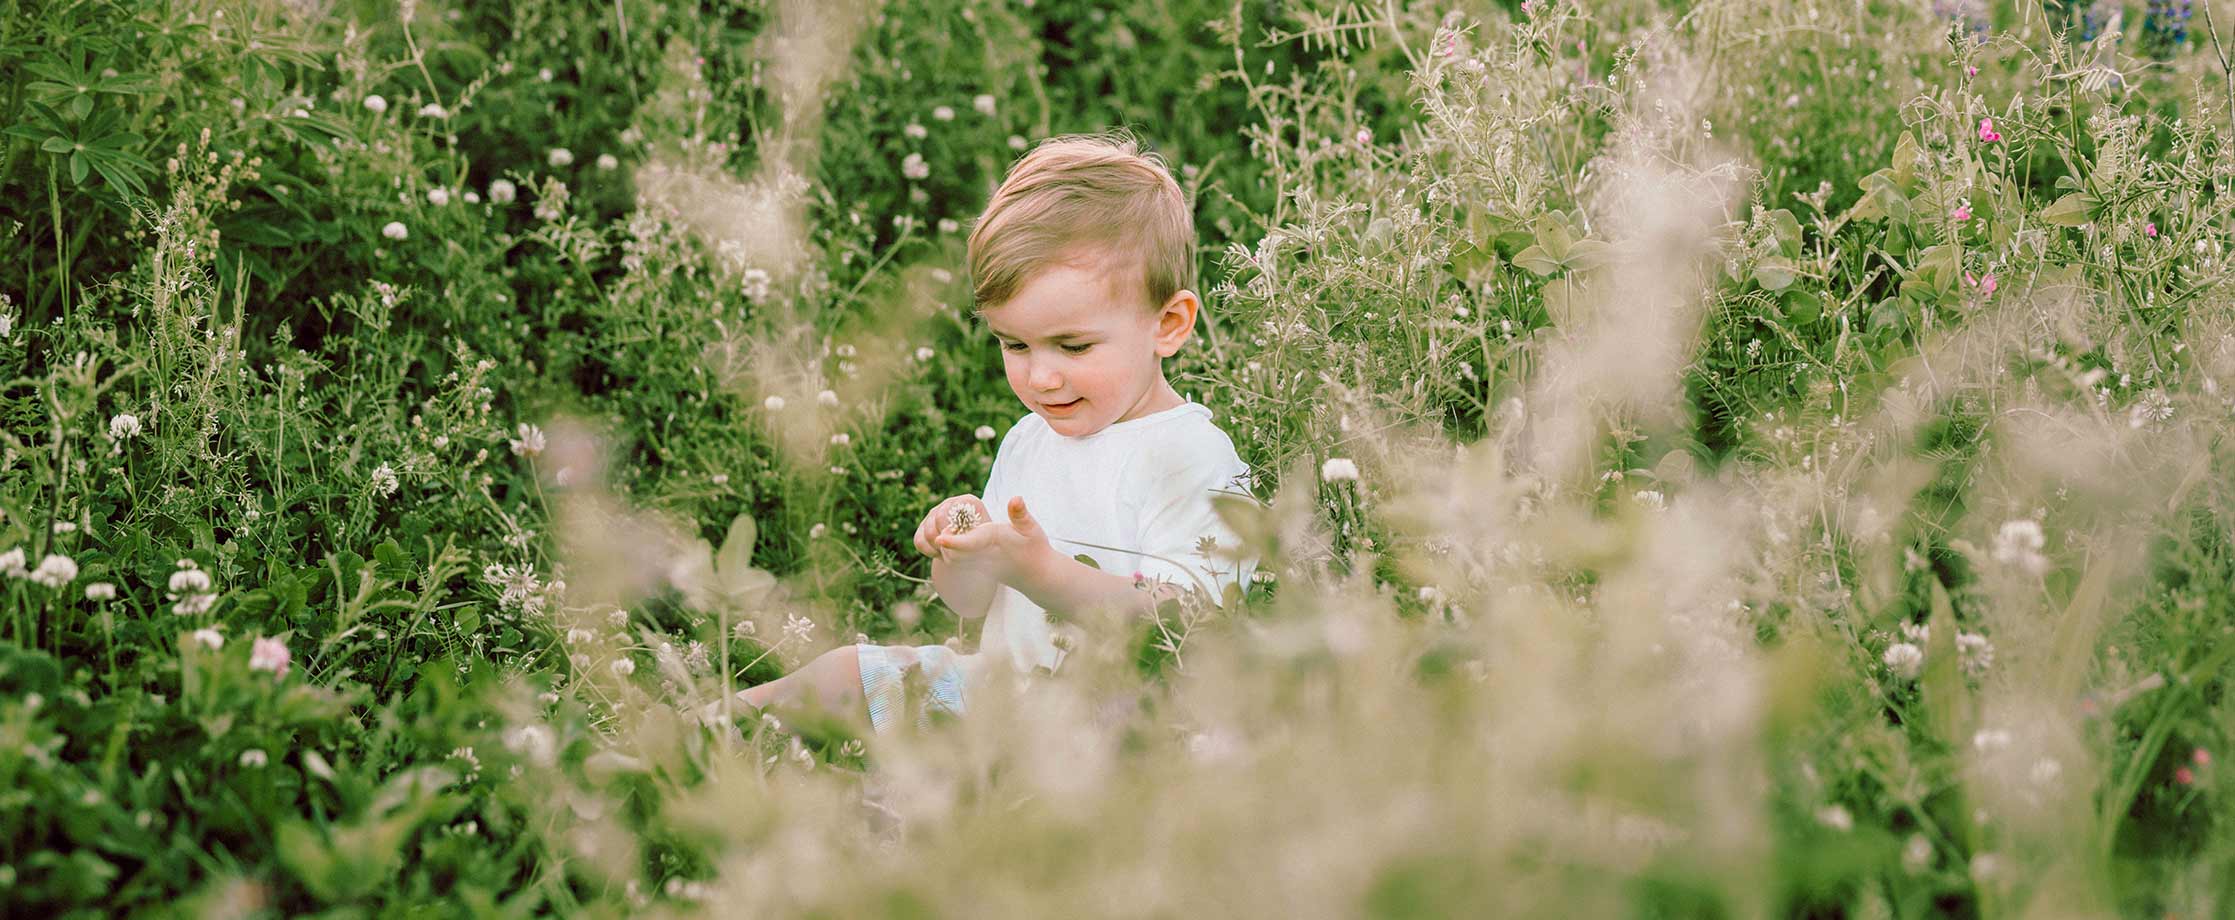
[937,218,959,235]
[1633,489,1666,511]
[609,657,636,677]
[110,413,141,439]
[783,613,815,643]
[973,94,996,116]
[1903,834,1934,873]
[1990,519,2048,575]
[503,723,557,767]
[169,563,213,595]
[829,433,850,446]
[932,105,955,122]
[249,637,291,676]
[808,523,827,539]
[417,102,448,118]
[1971,728,2013,751]
[427,187,451,206]
[1883,642,1925,680]
[510,423,546,457]
[547,147,574,167]
[914,346,935,361]
[816,389,840,408]
[462,190,481,204]
[172,592,216,616]
[1815,805,1853,832]
[489,179,518,204]
[381,221,409,241]
[363,94,388,113]
[1320,457,1360,483]
[904,122,928,140]
[370,462,400,497]
[1008,135,1028,151]
[1355,127,1374,145]
[1957,631,1994,677]
[901,153,929,181]
[975,425,996,441]
[85,582,116,601]
[595,153,619,171]
[29,554,77,588]
[0,548,24,578]
[763,395,786,412]
[239,749,268,768]
[190,628,224,650]
[741,267,772,303]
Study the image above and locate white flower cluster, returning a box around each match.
[1882,622,1996,680]
[510,423,546,457]
[169,559,217,615]
[370,462,400,497]
[482,562,548,615]
[1990,518,2048,575]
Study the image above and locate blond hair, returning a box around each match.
[967,131,1195,311]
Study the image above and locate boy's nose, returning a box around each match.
[1028,363,1062,390]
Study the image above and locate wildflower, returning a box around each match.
[510,423,546,457]
[1320,457,1360,483]
[191,628,224,650]
[547,147,574,168]
[489,179,518,204]
[932,105,955,122]
[1883,642,1925,679]
[173,593,216,615]
[417,102,448,118]
[110,414,141,439]
[363,94,388,113]
[783,613,815,643]
[2145,222,2159,238]
[915,346,935,361]
[902,153,930,181]
[427,187,451,206]
[2196,748,2213,767]
[1990,519,2048,574]
[973,94,996,116]
[28,554,77,588]
[382,221,409,241]
[1977,117,2001,143]
[763,395,786,412]
[503,724,557,767]
[610,657,636,677]
[1633,490,1666,511]
[367,462,400,497]
[85,582,115,601]
[462,190,481,204]
[1972,728,2012,751]
[249,637,291,676]
[975,425,997,441]
[596,153,619,171]
[817,389,840,408]
[938,218,959,235]
[2176,766,2196,785]
[904,122,928,140]
[0,548,24,578]
[1815,805,1854,832]
[809,523,826,539]
[741,268,772,303]
[1355,127,1373,145]
[1008,135,1028,151]
[1965,271,1997,296]
[1957,631,1994,677]
[239,749,267,768]
[1952,203,1971,222]
[1903,834,1934,873]
[830,432,850,446]
[1965,65,1978,77]
[566,627,593,645]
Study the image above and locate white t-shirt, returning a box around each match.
[968,400,1257,676]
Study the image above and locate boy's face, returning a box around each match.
[979,255,1198,438]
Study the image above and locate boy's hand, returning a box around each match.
[933,496,1052,583]
[914,494,993,562]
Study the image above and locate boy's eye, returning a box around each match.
[1001,342,1028,352]
[1060,343,1093,355]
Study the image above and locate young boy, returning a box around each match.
[740,132,1255,733]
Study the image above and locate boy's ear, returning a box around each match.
[1153,290,1199,357]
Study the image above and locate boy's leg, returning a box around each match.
[737,644,867,719]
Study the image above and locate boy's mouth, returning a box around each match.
[1042,398,1082,415]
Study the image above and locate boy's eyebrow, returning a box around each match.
[980,319,1097,341]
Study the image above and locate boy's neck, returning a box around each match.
[1113,378,1185,425]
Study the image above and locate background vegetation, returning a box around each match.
[3,0,2234,915]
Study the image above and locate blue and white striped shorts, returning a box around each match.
[856,643,968,733]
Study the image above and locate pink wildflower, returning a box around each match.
[1952,204,1971,222]
[1978,118,2002,143]
[249,637,292,677]
[2197,748,2213,767]
[2176,766,2197,786]
[1966,272,1998,296]
[2145,222,2158,238]
[1965,65,1979,77]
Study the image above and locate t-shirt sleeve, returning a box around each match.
[980,413,1033,507]
[1120,427,1257,606]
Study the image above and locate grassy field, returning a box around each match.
[4,0,2235,915]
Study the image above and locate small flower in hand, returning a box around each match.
[935,496,1051,582]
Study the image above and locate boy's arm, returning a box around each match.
[1008,541,1169,622]
[932,553,1001,620]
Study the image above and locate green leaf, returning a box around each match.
[1753,256,1797,291]
[1564,239,1615,273]
[1531,211,1574,261]
[68,151,89,184]
[2040,193,2094,227]
[41,136,73,154]
[1073,553,1100,569]
[1511,244,1562,277]
[1780,289,1823,324]
[1765,208,1803,257]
